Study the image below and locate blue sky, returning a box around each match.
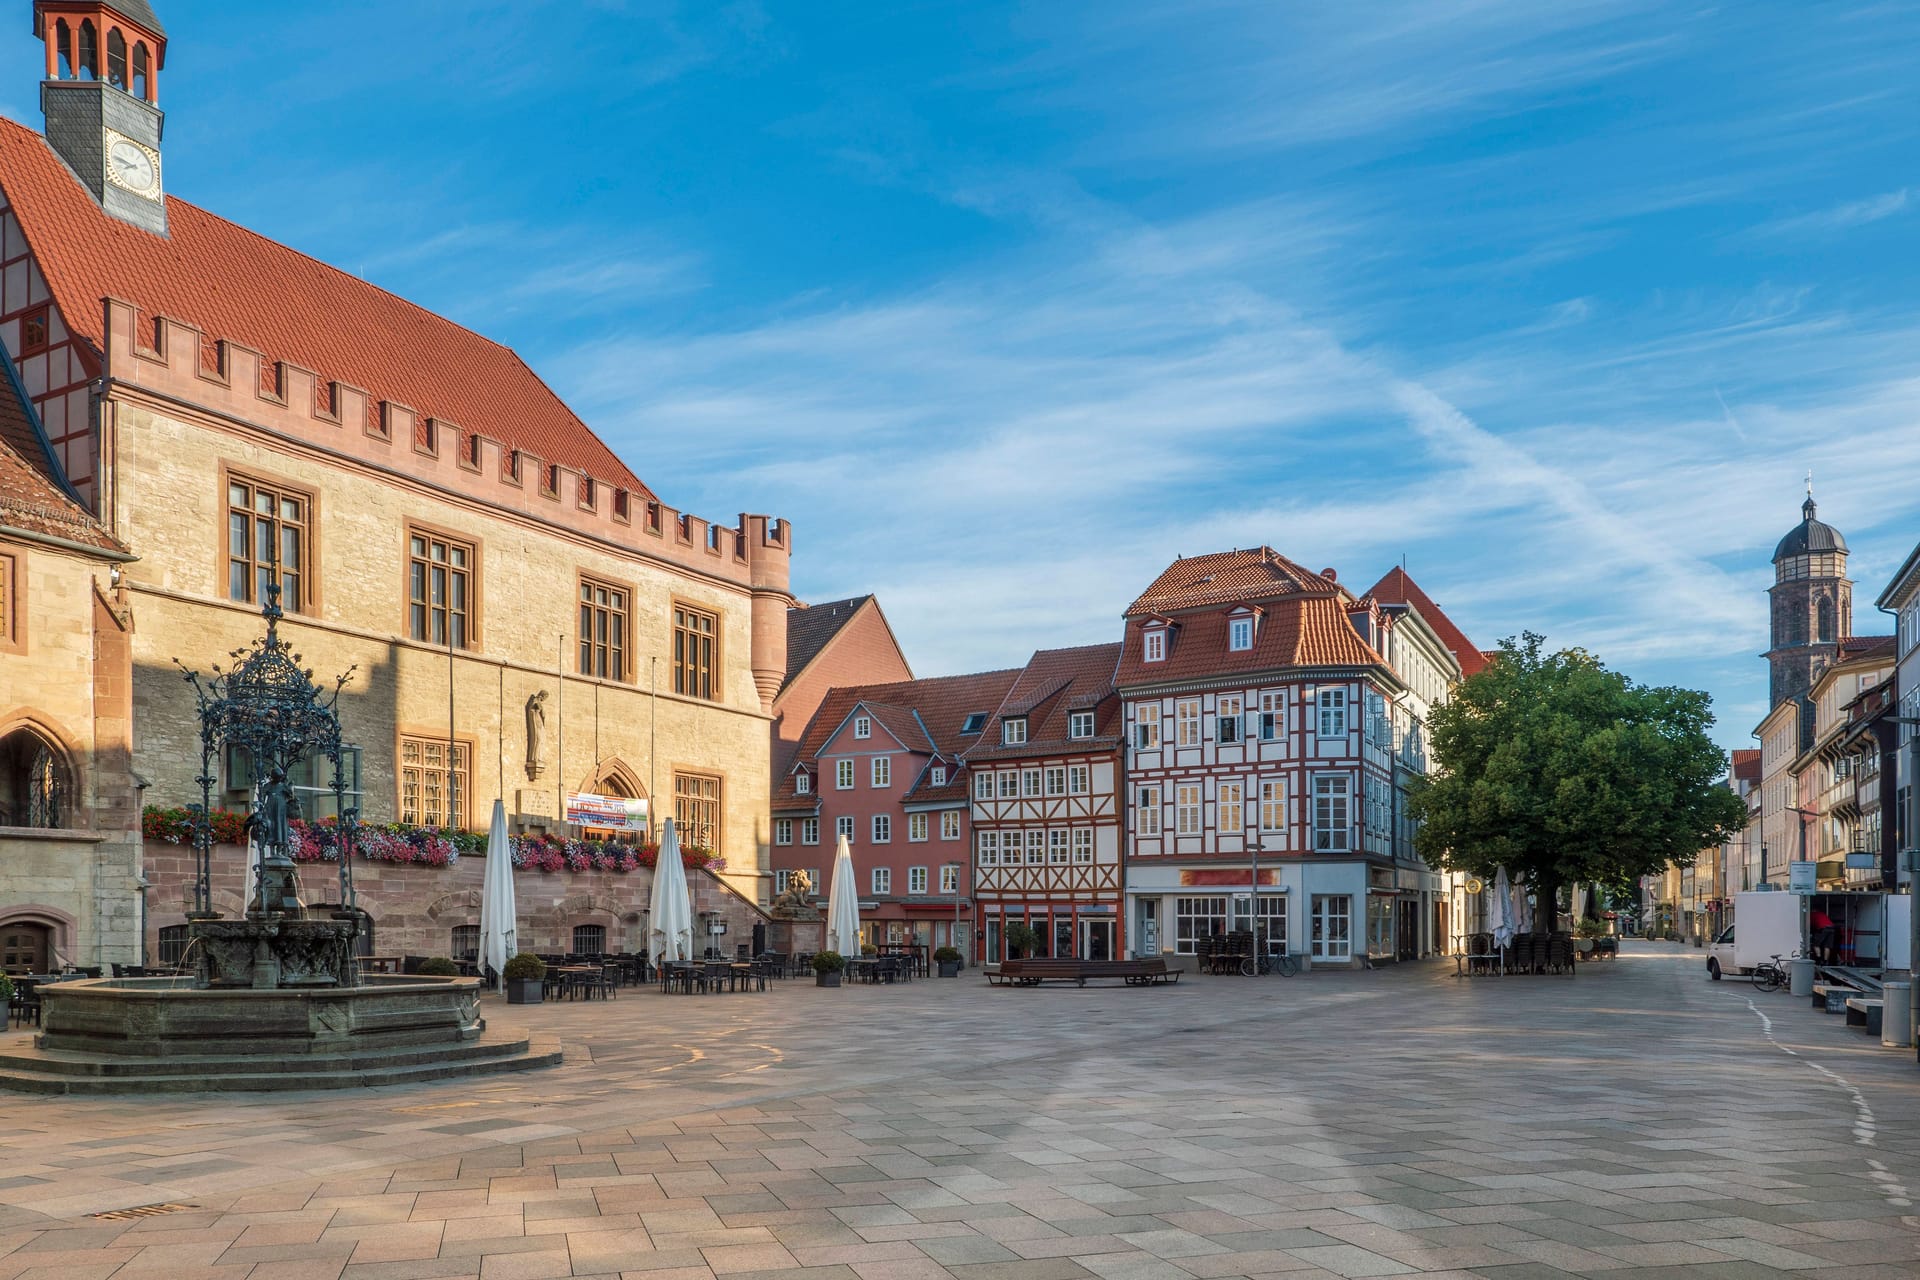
[12,1,1919,750]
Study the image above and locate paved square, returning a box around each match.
[2,943,1917,1278]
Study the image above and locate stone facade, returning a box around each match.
[106,358,790,918]
[0,532,139,970]
[140,840,771,962]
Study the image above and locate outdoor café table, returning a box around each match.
[730,961,765,992]
[846,957,886,984]
[359,955,403,975]
[659,961,700,994]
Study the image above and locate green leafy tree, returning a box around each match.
[1408,633,1747,924]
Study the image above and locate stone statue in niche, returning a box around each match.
[525,689,548,781]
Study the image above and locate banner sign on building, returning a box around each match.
[565,792,649,832]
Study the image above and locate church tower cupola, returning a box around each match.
[33,0,167,235]
[1764,482,1851,722]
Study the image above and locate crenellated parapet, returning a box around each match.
[101,298,794,596]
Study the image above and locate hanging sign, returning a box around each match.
[1788,860,1817,895]
[565,792,649,832]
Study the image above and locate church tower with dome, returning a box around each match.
[1764,488,1851,713]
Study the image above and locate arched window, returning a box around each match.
[76,20,97,79]
[131,42,149,100]
[54,20,73,78]
[0,729,70,828]
[1817,597,1835,644]
[106,29,128,89]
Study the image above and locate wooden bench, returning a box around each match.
[1845,997,1884,1037]
[987,958,1180,988]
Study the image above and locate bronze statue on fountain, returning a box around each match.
[177,580,363,989]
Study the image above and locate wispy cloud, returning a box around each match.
[1746,188,1911,239]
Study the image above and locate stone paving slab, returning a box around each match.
[1,943,1918,1278]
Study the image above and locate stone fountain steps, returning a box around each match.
[0,1026,563,1094]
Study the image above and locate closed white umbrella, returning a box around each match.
[1489,866,1515,951]
[1514,876,1533,936]
[478,799,517,991]
[1572,883,1587,924]
[826,834,862,955]
[649,818,694,968]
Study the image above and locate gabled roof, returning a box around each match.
[1126,547,1339,616]
[1365,566,1488,677]
[846,702,934,755]
[1116,593,1386,687]
[1730,749,1762,782]
[772,667,1022,809]
[966,643,1124,762]
[781,595,911,696]
[0,435,127,554]
[0,116,646,493]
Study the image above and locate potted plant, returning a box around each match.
[416,956,460,977]
[1573,918,1606,955]
[813,950,846,988]
[503,953,546,1004]
[861,943,879,956]
[1004,923,1039,960]
[933,946,962,978]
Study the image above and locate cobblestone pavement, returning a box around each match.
[2,941,1918,1279]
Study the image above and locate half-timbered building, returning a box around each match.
[962,643,1125,962]
[1117,550,1479,969]
[770,669,1017,956]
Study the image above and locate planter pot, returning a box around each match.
[816,971,842,988]
[1575,938,1594,955]
[937,961,961,978]
[506,977,544,1004]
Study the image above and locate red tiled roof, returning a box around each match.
[0,436,126,553]
[1837,635,1896,662]
[1116,593,1385,687]
[1365,566,1488,678]
[966,643,1123,762]
[1730,749,1762,781]
[772,667,1022,809]
[0,116,647,495]
[784,596,873,688]
[1125,547,1337,616]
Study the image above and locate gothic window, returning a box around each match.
[0,729,69,828]
[54,20,72,78]
[1817,596,1834,643]
[131,42,149,99]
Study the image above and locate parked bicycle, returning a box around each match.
[1750,952,1798,992]
[1239,950,1300,977]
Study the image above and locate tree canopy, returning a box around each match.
[1407,633,1747,914]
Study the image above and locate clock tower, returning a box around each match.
[33,0,167,235]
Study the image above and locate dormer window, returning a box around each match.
[1068,711,1095,739]
[1003,717,1028,745]
[795,771,810,795]
[854,715,871,739]
[1229,617,1253,651]
[931,765,948,786]
[1144,629,1166,662]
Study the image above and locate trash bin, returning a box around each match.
[1789,956,1815,997]
[1883,982,1912,1049]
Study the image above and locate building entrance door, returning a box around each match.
[1397,899,1419,961]
[1,923,50,974]
[1081,918,1113,960]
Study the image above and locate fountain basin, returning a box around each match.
[0,977,561,1093]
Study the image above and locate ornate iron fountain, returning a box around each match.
[177,582,363,988]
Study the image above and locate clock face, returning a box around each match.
[107,138,158,198]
